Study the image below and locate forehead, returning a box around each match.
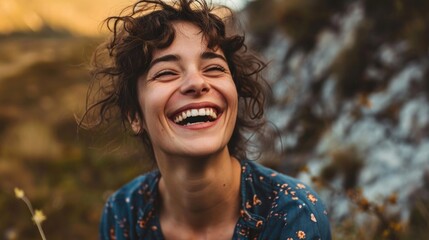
[172,21,203,37]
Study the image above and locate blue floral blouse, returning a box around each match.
[100,160,331,239]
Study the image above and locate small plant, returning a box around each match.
[14,187,47,240]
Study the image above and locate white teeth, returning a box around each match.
[173,107,219,124]
[191,109,198,117]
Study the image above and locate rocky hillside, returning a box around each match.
[245,0,429,238]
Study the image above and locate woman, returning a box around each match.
[84,0,331,239]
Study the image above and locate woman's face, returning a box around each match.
[134,21,238,160]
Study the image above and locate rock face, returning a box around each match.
[244,0,429,233]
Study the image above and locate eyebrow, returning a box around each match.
[201,51,227,63]
[148,54,180,69]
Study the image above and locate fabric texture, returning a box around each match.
[100,160,331,239]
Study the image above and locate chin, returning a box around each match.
[185,146,226,158]
[176,139,229,158]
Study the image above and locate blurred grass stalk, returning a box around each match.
[14,187,47,240]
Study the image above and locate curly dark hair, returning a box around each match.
[81,0,268,160]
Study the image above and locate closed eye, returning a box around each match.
[204,65,226,74]
[208,65,226,72]
[151,70,178,81]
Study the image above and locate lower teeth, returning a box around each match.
[185,121,210,126]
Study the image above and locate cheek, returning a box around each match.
[223,81,239,109]
[138,85,174,127]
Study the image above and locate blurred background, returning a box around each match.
[1,0,428,239]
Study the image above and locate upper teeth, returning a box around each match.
[173,108,218,124]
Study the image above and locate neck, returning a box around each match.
[157,148,241,229]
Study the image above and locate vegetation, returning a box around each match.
[0,35,151,239]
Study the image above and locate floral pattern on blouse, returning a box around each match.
[100,160,331,239]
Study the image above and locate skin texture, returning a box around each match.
[132,21,242,240]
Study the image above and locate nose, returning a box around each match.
[180,71,210,96]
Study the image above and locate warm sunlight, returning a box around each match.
[0,0,247,36]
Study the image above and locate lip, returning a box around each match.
[168,102,222,119]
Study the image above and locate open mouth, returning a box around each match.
[172,108,219,126]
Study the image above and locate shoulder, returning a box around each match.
[245,160,326,214]
[107,170,159,206]
[99,171,160,239]
[244,160,319,198]
[245,160,307,188]
[243,160,331,239]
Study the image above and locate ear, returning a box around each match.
[129,114,143,134]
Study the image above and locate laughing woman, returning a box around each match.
[83,0,331,239]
